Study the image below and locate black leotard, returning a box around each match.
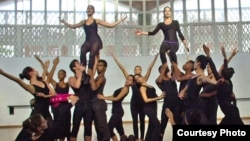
[80,19,103,70]
[148,21,185,42]
[148,20,185,64]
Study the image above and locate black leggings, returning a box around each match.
[143,106,161,141]
[159,41,179,64]
[92,100,110,141]
[80,39,102,70]
[70,103,93,137]
[108,110,125,137]
[52,103,72,140]
[130,101,145,139]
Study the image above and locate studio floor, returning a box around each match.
[1,119,249,141]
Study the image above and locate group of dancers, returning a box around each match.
[0,4,245,141]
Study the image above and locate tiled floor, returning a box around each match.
[0,119,249,141]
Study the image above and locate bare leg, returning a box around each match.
[70,137,76,141]
[85,136,92,141]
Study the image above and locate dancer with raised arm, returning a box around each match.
[136,6,189,65]
[68,59,93,141]
[88,59,110,141]
[111,52,159,141]
[97,74,135,141]
[201,45,243,125]
[155,63,182,140]
[59,5,127,72]
[0,64,56,141]
[134,74,165,141]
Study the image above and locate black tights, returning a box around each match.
[131,102,145,139]
[80,40,102,70]
[159,41,179,64]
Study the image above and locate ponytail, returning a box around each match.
[19,66,33,80]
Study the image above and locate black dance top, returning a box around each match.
[148,20,185,42]
[55,83,69,94]
[111,87,126,113]
[141,85,158,108]
[185,77,203,109]
[31,81,51,117]
[83,19,101,42]
[159,79,180,107]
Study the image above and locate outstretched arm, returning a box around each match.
[47,56,59,88]
[136,23,161,36]
[98,87,129,101]
[218,47,238,75]
[0,69,35,94]
[203,44,220,80]
[59,18,85,29]
[96,15,127,28]
[143,53,159,81]
[140,86,165,103]
[34,55,49,81]
[111,52,129,78]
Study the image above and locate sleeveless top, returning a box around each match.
[141,85,158,108]
[71,81,91,105]
[159,79,180,107]
[185,77,203,109]
[131,83,144,106]
[32,81,51,117]
[91,77,106,102]
[55,83,69,94]
[83,19,101,43]
[111,87,126,113]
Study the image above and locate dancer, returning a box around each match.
[178,54,219,124]
[135,74,165,141]
[88,59,110,141]
[47,57,72,141]
[136,6,189,64]
[59,5,127,71]
[35,55,72,141]
[171,60,195,93]
[155,63,182,141]
[0,66,55,141]
[68,59,93,141]
[111,52,158,141]
[97,74,135,141]
[201,45,243,125]
[20,105,77,141]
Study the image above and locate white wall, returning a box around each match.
[0,53,250,126]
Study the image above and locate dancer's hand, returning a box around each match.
[135,30,142,35]
[35,92,46,98]
[68,95,79,105]
[203,44,210,57]
[53,56,59,66]
[97,94,105,100]
[231,47,238,57]
[159,92,166,100]
[220,46,227,59]
[59,17,65,23]
[0,68,3,74]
